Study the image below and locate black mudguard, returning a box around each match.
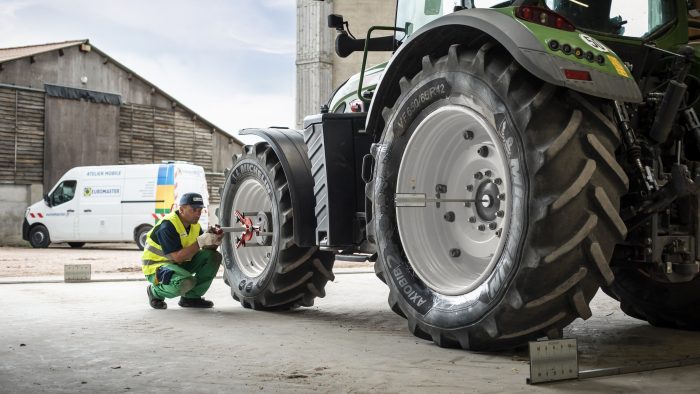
[239,128,316,247]
[366,8,642,136]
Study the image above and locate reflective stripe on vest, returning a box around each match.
[141,211,201,276]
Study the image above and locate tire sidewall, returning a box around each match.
[220,157,281,298]
[373,66,529,328]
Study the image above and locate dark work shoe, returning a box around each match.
[178,297,214,308]
[147,285,167,309]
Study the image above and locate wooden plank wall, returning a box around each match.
[119,103,221,203]
[0,87,45,185]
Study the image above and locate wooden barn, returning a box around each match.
[0,39,243,245]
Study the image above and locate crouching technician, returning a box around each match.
[142,192,224,309]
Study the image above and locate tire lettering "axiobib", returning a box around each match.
[386,253,433,315]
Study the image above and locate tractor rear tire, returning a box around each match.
[370,41,628,350]
[219,142,335,310]
[604,268,700,329]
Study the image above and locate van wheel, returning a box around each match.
[68,242,85,248]
[29,225,50,248]
[135,225,152,251]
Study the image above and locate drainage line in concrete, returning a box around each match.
[0,270,374,285]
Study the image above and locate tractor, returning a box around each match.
[217,0,700,350]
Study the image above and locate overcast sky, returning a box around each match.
[0,0,296,143]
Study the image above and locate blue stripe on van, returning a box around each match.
[157,164,175,185]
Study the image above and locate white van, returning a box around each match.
[22,162,209,249]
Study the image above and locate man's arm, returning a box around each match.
[167,242,200,264]
[156,222,201,264]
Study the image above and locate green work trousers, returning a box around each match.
[146,249,221,300]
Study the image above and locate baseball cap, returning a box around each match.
[179,193,205,208]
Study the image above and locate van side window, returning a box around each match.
[51,180,77,206]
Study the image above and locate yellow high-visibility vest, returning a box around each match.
[141,211,200,276]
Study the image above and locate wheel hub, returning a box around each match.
[395,105,511,296]
[230,179,275,278]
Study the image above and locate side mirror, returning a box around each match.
[43,194,51,207]
[328,14,345,30]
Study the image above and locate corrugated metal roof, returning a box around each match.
[0,39,87,63]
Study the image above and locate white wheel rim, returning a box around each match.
[139,232,148,248]
[396,105,511,296]
[231,178,274,277]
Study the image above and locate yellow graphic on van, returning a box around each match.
[83,187,92,197]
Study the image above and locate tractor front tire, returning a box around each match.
[219,142,335,309]
[370,41,629,350]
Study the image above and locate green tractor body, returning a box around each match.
[219,0,700,350]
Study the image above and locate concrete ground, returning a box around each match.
[1,247,700,393]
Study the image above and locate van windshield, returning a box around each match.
[51,180,77,206]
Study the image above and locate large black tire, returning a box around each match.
[369,41,629,350]
[604,266,700,329]
[29,225,51,248]
[219,142,335,309]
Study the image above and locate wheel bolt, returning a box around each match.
[489,222,497,230]
[464,202,471,207]
[466,185,473,192]
[449,248,461,258]
[484,170,492,177]
[463,130,474,140]
[478,146,489,157]
[496,210,504,218]
[478,224,486,231]
[436,184,447,193]
[498,193,506,201]
[496,229,502,237]
[494,178,502,185]
[444,211,455,222]
[474,172,483,180]
[468,216,476,223]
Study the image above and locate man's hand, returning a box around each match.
[197,232,219,249]
[207,225,224,246]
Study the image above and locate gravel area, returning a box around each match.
[0,244,370,278]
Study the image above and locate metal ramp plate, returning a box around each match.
[64,264,91,282]
[527,338,578,384]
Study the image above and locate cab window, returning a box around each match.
[50,180,77,206]
[545,0,676,38]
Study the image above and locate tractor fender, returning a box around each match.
[239,128,316,247]
[366,8,642,136]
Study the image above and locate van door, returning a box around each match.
[79,171,124,241]
[43,180,79,241]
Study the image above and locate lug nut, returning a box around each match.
[498,193,506,201]
[474,172,483,180]
[478,224,486,231]
[436,184,447,193]
[484,170,492,177]
[468,216,476,223]
[449,248,461,258]
[496,229,502,237]
[463,130,474,140]
[496,210,504,218]
[464,202,471,207]
[444,211,455,222]
[478,146,489,157]
[466,185,473,192]
[489,222,497,230]
[494,178,502,185]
